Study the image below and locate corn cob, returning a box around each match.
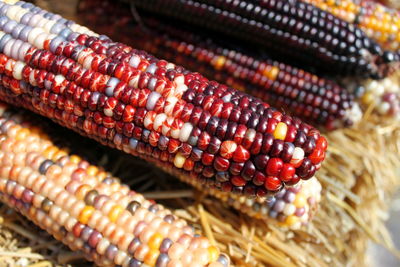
[0,1,328,198]
[0,103,230,267]
[344,75,400,118]
[302,0,400,52]
[0,104,321,239]
[123,133,322,228]
[126,0,398,79]
[218,177,321,229]
[77,2,362,130]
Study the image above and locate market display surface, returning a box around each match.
[0,0,398,266]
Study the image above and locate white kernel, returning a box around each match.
[174,153,186,168]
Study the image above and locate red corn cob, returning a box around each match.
[0,2,327,199]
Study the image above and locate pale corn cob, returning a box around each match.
[0,0,328,198]
[0,103,229,267]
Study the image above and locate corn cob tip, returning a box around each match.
[225,176,322,229]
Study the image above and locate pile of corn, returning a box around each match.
[0,0,398,266]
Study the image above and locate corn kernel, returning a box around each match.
[78,206,95,224]
[108,205,124,223]
[273,122,288,140]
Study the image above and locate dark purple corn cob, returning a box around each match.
[130,0,398,79]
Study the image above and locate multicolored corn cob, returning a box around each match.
[128,0,398,79]
[303,0,400,52]
[0,103,321,238]
[220,177,321,229]
[0,104,230,267]
[77,2,362,130]
[135,137,322,228]
[0,1,328,198]
[344,74,400,117]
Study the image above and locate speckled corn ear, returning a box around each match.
[130,0,397,79]
[344,76,400,118]
[0,0,327,199]
[0,104,230,267]
[302,0,400,52]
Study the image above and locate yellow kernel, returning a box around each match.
[108,205,124,223]
[148,233,164,250]
[212,56,226,70]
[347,3,356,13]
[268,66,280,81]
[174,153,186,169]
[86,166,98,176]
[262,65,279,81]
[208,246,220,262]
[76,184,92,200]
[294,195,307,208]
[42,146,58,159]
[285,215,299,226]
[326,0,335,6]
[273,122,288,140]
[79,206,95,224]
[96,171,107,181]
[53,150,68,161]
[70,155,81,164]
[262,66,271,78]
[361,92,374,105]
[144,249,159,266]
[319,3,327,11]
[15,128,30,140]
